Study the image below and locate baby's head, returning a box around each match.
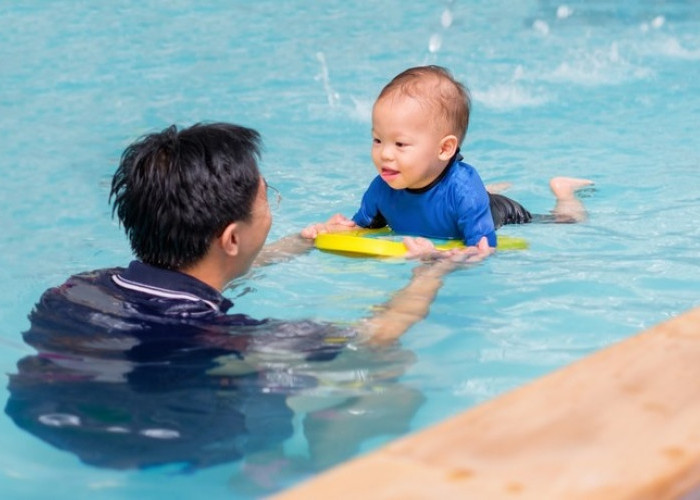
[370,66,471,190]
[376,65,470,145]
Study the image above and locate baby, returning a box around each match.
[302,65,592,256]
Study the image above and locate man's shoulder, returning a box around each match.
[65,266,123,285]
[25,264,262,353]
[38,267,122,302]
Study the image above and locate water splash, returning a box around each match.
[315,51,340,108]
[649,37,700,60]
[547,42,651,85]
[426,2,455,55]
[472,83,548,110]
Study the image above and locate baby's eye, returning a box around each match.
[372,138,381,144]
[395,142,406,148]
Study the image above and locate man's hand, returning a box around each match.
[404,235,494,262]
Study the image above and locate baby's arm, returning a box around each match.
[300,213,357,239]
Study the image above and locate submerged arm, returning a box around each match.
[356,237,492,345]
[355,259,456,346]
[252,234,315,268]
[254,213,359,268]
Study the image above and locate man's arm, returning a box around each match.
[356,259,455,345]
[356,237,490,345]
[252,234,315,268]
[254,213,360,268]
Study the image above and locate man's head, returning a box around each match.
[110,123,268,273]
[371,66,470,190]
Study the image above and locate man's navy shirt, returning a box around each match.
[5,261,355,471]
[24,260,355,362]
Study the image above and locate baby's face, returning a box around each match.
[371,94,449,190]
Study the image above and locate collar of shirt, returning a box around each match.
[405,149,463,194]
[112,261,234,314]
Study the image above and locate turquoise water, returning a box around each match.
[1,0,699,497]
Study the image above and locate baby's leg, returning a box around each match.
[485,182,512,194]
[549,177,594,223]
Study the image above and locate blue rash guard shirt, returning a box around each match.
[351,153,497,246]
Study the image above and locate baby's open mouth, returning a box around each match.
[381,168,399,179]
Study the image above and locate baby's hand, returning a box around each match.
[300,214,357,239]
[404,236,494,262]
[447,236,494,263]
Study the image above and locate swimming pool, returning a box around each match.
[1,0,699,497]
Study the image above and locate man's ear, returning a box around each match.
[218,222,240,257]
[438,135,459,161]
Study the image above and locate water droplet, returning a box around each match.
[557,5,573,19]
[441,9,453,28]
[533,20,550,36]
[651,16,665,29]
[429,34,442,53]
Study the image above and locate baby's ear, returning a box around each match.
[438,135,459,160]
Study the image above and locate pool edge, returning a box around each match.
[273,305,700,499]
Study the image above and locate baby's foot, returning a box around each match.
[549,177,594,200]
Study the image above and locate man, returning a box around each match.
[6,123,482,473]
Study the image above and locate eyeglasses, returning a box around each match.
[266,183,282,212]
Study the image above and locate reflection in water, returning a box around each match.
[5,269,423,493]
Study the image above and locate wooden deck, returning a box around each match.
[275,306,700,499]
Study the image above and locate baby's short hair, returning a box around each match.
[378,65,471,145]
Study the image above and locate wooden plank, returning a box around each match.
[275,306,700,499]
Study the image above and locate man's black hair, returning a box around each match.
[110,122,262,270]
